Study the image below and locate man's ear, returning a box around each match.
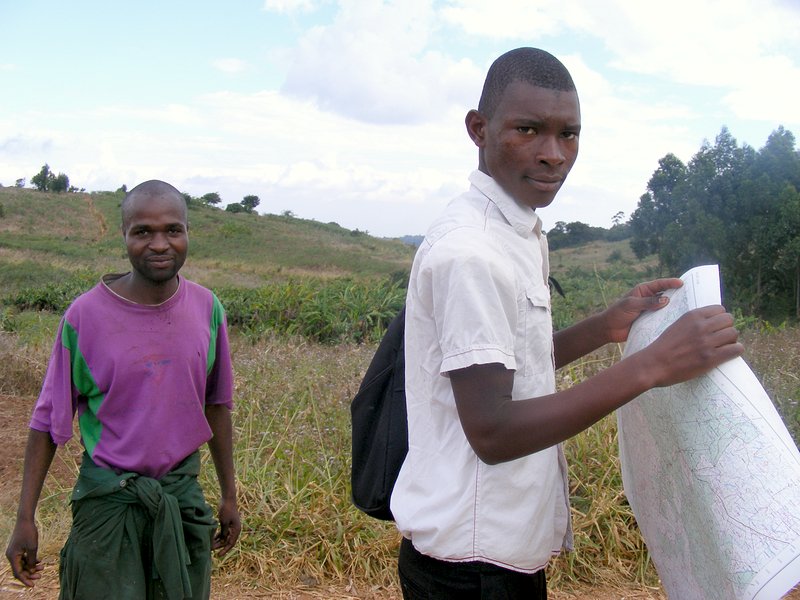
[465,109,488,148]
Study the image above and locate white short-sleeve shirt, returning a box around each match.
[391,170,573,573]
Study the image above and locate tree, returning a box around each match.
[14,178,25,188]
[629,153,688,269]
[546,220,606,250]
[31,164,53,191]
[30,164,72,193]
[241,195,260,213]
[629,126,800,320]
[201,192,222,205]
[50,172,70,193]
[225,202,246,213]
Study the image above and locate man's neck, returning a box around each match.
[106,272,180,305]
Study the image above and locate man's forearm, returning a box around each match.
[16,429,57,521]
[204,405,237,500]
[553,311,611,369]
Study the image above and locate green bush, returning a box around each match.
[217,277,406,344]
[5,270,98,312]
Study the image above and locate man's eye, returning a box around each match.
[562,131,579,140]
[518,127,536,135]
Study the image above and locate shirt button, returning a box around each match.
[120,480,127,488]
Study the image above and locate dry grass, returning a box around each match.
[0,331,50,397]
[741,324,800,441]
[1,322,798,597]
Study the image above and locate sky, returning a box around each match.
[1,0,799,238]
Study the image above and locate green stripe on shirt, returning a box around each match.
[62,320,104,457]
[207,294,224,375]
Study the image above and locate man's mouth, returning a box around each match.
[146,256,173,267]
[525,175,562,192]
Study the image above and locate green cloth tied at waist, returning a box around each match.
[59,452,216,600]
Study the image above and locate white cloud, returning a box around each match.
[439,0,800,127]
[722,55,800,125]
[280,0,482,124]
[550,54,701,228]
[440,0,582,38]
[211,58,248,74]
[0,86,475,235]
[95,103,205,127]
[263,0,316,13]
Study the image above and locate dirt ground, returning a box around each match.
[0,393,797,599]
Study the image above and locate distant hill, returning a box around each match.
[396,234,424,247]
[0,187,650,299]
[0,187,415,294]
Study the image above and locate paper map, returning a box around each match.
[617,265,800,599]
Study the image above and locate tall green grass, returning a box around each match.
[218,277,406,344]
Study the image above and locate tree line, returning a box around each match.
[13,166,262,215]
[630,126,800,321]
[546,213,630,251]
[180,190,261,214]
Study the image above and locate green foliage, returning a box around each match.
[547,220,631,251]
[30,163,71,193]
[0,309,62,348]
[3,272,405,345]
[5,270,99,313]
[0,261,75,293]
[241,194,260,213]
[225,202,247,213]
[31,163,52,191]
[201,192,222,205]
[218,277,406,344]
[550,265,646,331]
[629,127,800,320]
[50,172,70,193]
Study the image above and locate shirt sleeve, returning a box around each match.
[205,294,234,408]
[424,230,519,374]
[29,318,77,445]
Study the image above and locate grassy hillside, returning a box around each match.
[0,187,415,293]
[1,185,657,296]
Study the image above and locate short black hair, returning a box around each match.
[478,48,576,118]
[121,180,187,229]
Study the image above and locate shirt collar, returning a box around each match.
[468,170,542,238]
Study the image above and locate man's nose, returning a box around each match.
[536,135,565,165]
[149,232,170,251]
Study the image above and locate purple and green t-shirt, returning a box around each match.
[30,275,234,479]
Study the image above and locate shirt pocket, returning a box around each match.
[522,286,554,378]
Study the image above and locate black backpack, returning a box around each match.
[350,306,407,521]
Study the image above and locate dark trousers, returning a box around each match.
[398,537,547,600]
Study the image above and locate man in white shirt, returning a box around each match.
[390,47,744,599]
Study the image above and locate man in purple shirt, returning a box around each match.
[5,180,240,599]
